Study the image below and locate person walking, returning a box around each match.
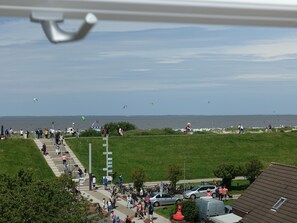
[107,199,113,213]
[125,215,132,223]
[148,202,154,221]
[41,143,46,155]
[103,176,108,190]
[144,193,150,210]
[102,198,106,210]
[112,195,117,209]
[62,153,67,165]
[127,194,132,208]
[55,145,61,156]
[218,186,223,201]
[223,186,229,201]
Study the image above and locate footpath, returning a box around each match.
[34,138,242,222]
[34,138,169,223]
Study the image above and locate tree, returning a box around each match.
[213,164,242,189]
[167,163,182,194]
[0,169,90,223]
[244,159,263,184]
[131,167,146,193]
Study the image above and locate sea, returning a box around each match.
[1,115,297,132]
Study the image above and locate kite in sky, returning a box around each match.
[33,98,38,102]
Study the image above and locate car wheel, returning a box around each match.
[154,202,160,207]
[190,194,196,199]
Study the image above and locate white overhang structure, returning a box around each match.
[1,0,297,43]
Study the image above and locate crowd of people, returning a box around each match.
[99,179,155,223]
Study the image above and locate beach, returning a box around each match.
[1,115,297,132]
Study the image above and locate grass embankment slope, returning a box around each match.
[0,139,55,180]
[66,132,297,182]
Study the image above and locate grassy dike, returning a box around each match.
[66,131,297,182]
[0,138,55,179]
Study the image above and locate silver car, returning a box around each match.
[150,193,182,207]
[183,185,217,199]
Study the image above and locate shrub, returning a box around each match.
[79,129,101,137]
[167,163,182,194]
[213,164,242,189]
[174,200,199,223]
[131,167,146,193]
[244,159,263,184]
[104,122,137,135]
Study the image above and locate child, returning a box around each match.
[102,198,106,210]
[127,194,132,208]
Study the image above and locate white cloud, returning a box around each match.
[232,73,297,81]
[223,36,297,61]
[128,68,151,72]
[156,58,185,64]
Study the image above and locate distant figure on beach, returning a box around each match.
[118,127,124,136]
[185,122,192,134]
[20,129,23,136]
[238,124,244,134]
[106,127,110,137]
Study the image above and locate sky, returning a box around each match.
[1,16,297,116]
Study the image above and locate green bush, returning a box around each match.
[174,200,199,223]
[131,167,146,193]
[125,128,181,136]
[104,122,137,135]
[213,164,242,189]
[168,163,182,194]
[243,159,263,184]
[79,129,101,137]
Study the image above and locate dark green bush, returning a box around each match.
[79,129,101,137]
[173,200,199,223]
[104,122,137,135]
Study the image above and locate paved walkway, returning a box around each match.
[34,138,170,222]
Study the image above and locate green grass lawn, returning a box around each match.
[155,205,176,219]
[66,132,297,183]
[0,138,55,180]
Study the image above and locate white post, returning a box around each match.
[184,160,186,192]
[89,143,92,191]
[106,136,109,178]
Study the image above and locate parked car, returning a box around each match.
[183,184,217,199]
[150,193,182,207]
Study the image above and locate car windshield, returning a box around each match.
[150,193,158,198]
[191,187,199,191]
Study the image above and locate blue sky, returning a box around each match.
[1,17,297,116]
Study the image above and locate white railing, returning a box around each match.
[1,0,297,43]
